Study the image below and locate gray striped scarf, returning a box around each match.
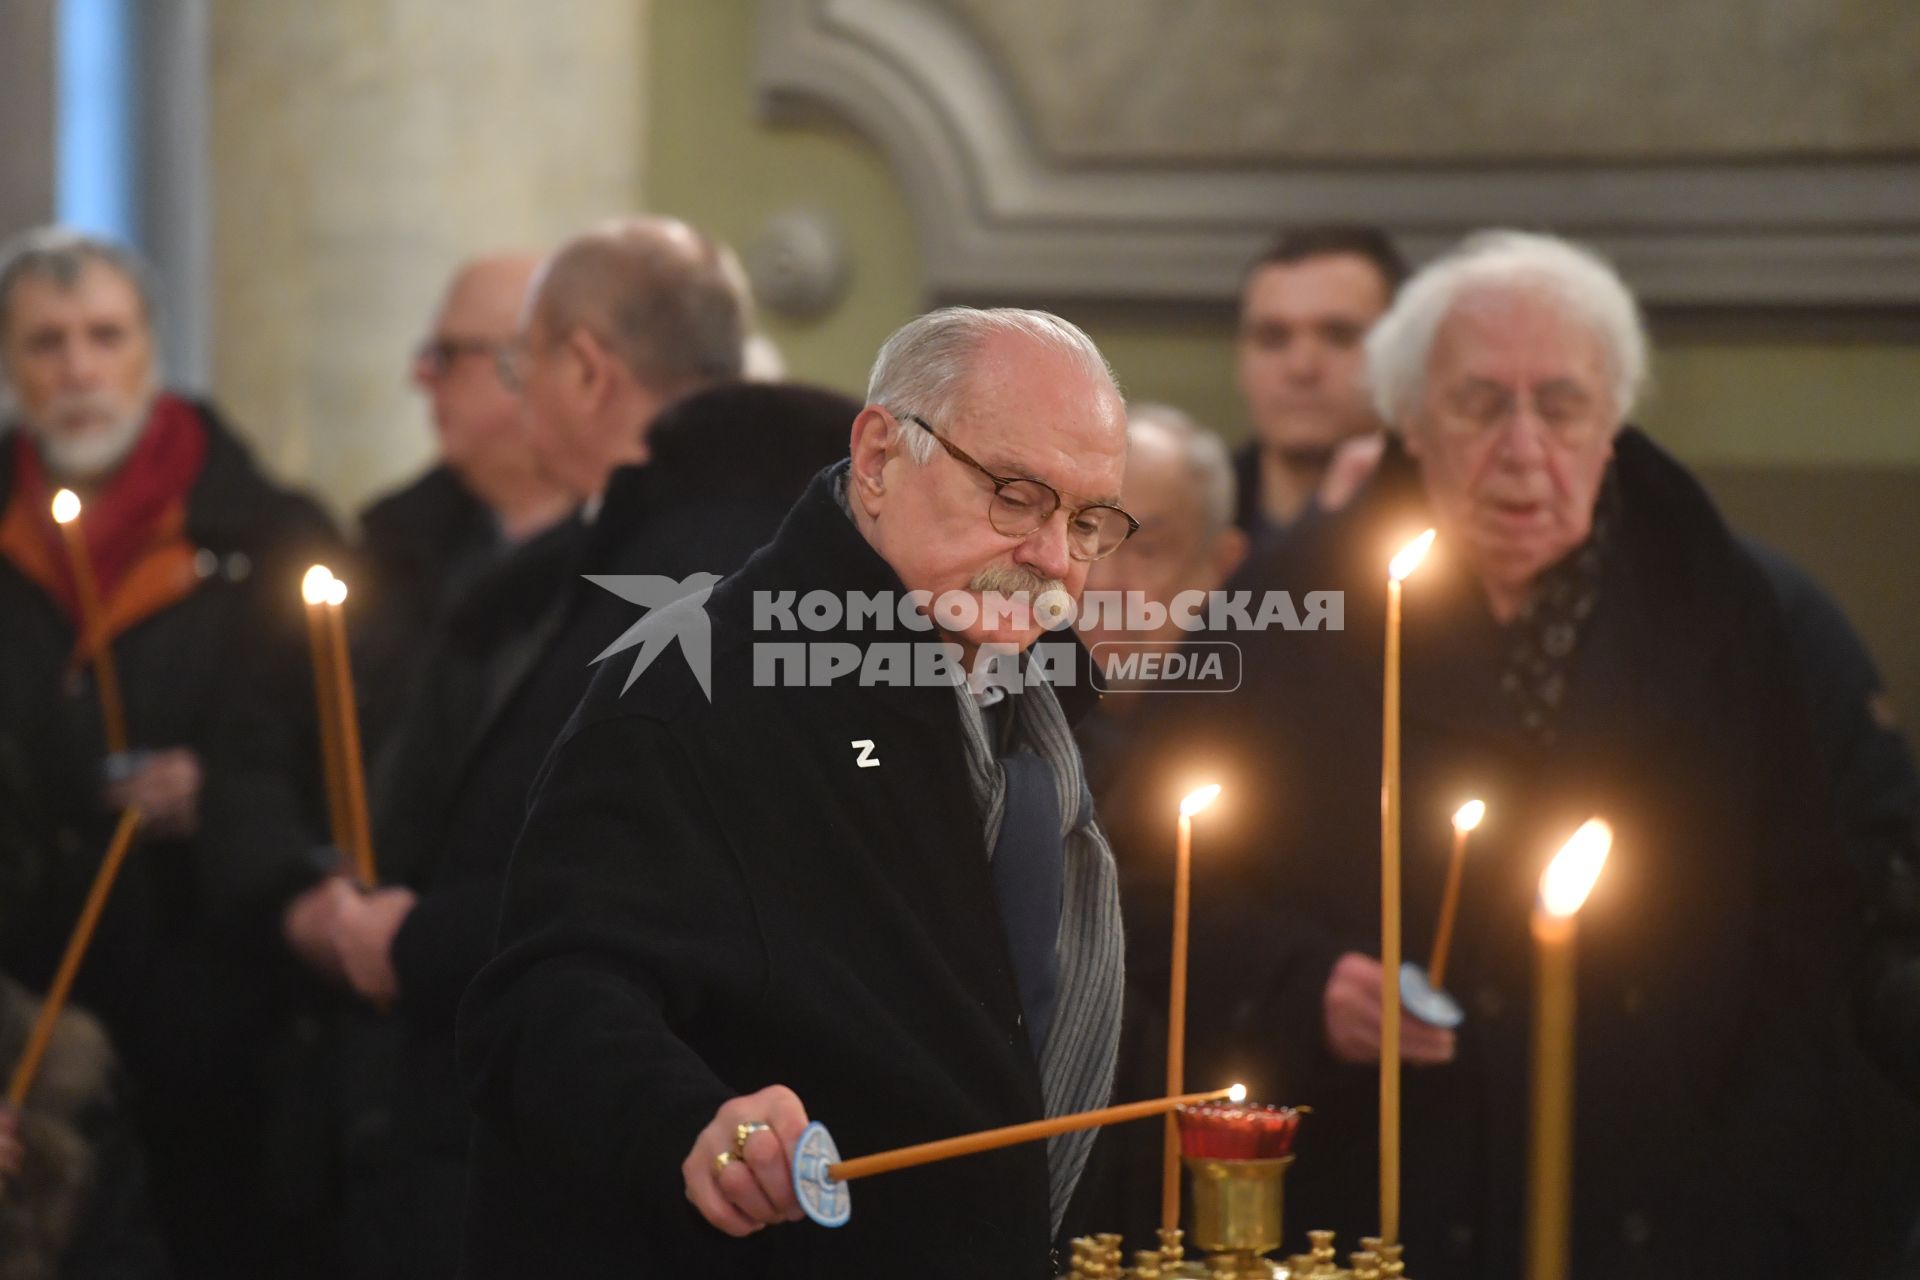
[832,469,1124,1231]
[951,671,1126,1237]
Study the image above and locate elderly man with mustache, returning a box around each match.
[458,306,1136,1278]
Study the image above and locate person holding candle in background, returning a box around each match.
[1186,230,1919,1276]
[282,218,855,1280]
[347,252,576,752]
[0,227,343,1273]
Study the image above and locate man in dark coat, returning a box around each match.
[324,381,858,1278]
[1183,231,1917,1277]
[457,306,1137,1277]
[291,219,850,1278]
[352,252,573,748]
[0,227,339,1272]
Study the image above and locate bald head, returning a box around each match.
[441,252,542,337]
[412,251,569,536]
[531,216,744,397]
[515,217,748,498]
[1080,402,1248,656]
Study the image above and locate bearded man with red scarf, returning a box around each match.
[0,227,342,1274]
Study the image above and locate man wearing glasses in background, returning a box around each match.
[285,218,854,1278]
[457,306,1137,1277]
[352,252,575,724]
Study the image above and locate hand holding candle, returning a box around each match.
[1525,817,1612,1280]
[301,566,377,887]
[302,566,351,853]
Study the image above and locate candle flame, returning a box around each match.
[1389,528,1437,582]
[1180,783,1222,818]
[1539,818,1612,918]
[325,578,348,607]
[1227,1083,1247,1103]
[301,565,336,606]
[50,489,81,525]
[1452,798,1486,833]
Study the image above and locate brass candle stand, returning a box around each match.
[1186,1154,1291,1274]
[1065,1104,1410,1279]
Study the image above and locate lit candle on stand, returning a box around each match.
[1427,798,1486,991]
[324,574,377,887]
[51,489,129,757]
[1164,782,1222,1233]
[1379,528,1434,1246]
[301,566,351,856]
[1526,817,1613,1280]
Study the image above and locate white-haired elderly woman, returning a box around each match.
[1177,232,1917,1278]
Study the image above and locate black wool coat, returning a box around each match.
[457,462,1105,1279]
[353,464,506,754]
[0,401,342,1269]
[367,383,858,1159]
[1158,430,1910,1279]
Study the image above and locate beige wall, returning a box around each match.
[0,0,54,243]
[209,0,650,518]
[647,1,918,403]
[652,5,1920,462]
[651,3,1920,715]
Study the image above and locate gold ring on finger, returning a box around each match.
[733,1120,772,1157]
[713,1150,735,1177]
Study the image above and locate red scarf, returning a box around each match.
[0,394,209,663]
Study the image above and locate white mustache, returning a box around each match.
[967,564,1064,597]
[45,392,128,428]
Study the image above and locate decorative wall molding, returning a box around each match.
[755,0,1920,307]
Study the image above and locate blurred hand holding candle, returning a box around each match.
[1400,796,1485,1030]
[301,565,377,887]
[302,566,351,853]
[1526,817,1613,1280]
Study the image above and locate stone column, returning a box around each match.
[209,0,648,515]
[0,0,56,240]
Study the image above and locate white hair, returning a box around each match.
[1364,230,1648,428]
[866,306,1119,464]
[0,226,163,419]
[1126,402,1236,534]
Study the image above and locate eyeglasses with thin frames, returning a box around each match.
[897,411,1139,562]
[413,336,515,383]
[1434,379,1611,448]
